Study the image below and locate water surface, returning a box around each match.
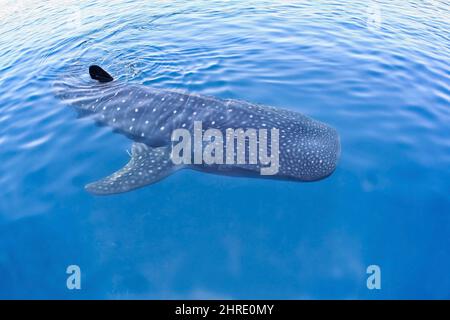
[0,0,449,299]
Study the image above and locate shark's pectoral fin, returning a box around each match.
[85,143,179,195]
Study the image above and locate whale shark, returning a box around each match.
[55,65,340,195]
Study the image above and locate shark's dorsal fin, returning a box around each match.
[89,65,114,83]
[85,143,180,195]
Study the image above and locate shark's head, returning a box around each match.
[89,65,114,83]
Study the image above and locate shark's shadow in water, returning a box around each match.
[54,65,340,195]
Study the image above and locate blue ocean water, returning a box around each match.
[0,0,449,299]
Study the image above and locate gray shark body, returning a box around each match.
[55,66,340,195]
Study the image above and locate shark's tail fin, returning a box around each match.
[85,143,182,195]
[89,65,114,83]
